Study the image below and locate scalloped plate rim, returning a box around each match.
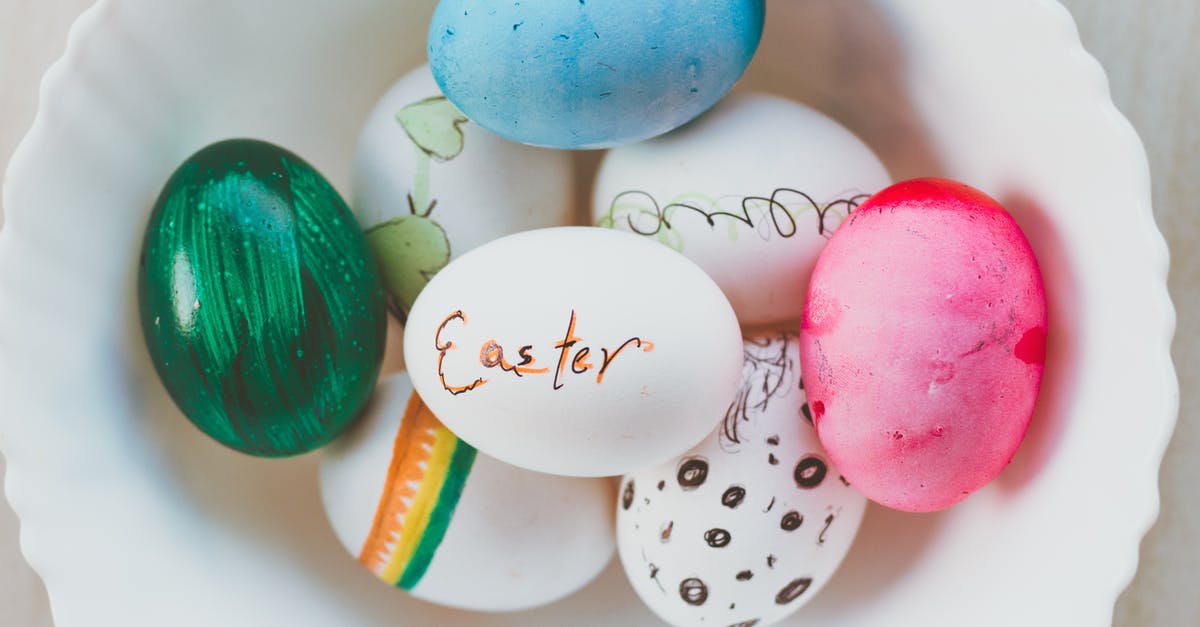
[0,0,1179,625]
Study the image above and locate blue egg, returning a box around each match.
[428,0,765,149]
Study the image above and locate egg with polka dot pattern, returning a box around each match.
[319,373,615,611]
[616,331,866,627]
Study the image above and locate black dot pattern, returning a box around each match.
[721,485,746,509]
[677,457,709,490]
[703,528,732,548]
[616,332,849,620]
[794,455,827,489]
[679,578,708,606]
[775,577,813,604]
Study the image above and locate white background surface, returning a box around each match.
[0,1,1195,625]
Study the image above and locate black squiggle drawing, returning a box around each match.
[602,189,872,245]
[641,547,666,594]
[818,513,835,545]
[720,332,798,450]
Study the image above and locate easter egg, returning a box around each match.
[799,178,1047,512]
[138,139,386,457]
[404,227,743,477]
[320,374,614,611]
[352,64,573,316]
[617,331,866,627]
[427,0,766,149]
[593,92,890,325]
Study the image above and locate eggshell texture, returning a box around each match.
[404,227,744,477]
[800,178,1047,513]
[427,0,765,149]
[319,374,615,611]
[352,64,573,315]
[593,93,890,325]
[617,332,866,627]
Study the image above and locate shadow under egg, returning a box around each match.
[993,190,1082,493]
[740,0,946,182]
[117,194,469,627]
[792,502,949,620]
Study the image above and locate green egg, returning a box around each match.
[138,139,386,457]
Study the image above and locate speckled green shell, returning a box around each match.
[138,139,386,457]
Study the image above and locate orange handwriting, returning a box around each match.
[434,309,653,395]
[435,311,488,395]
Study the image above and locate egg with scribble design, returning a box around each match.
[616,331,866,627]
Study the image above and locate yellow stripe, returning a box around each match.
[378,423,455,583]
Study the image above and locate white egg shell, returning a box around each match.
[616,331,867,627]
[352,63,574,311]
[403,226,744,477]
[319,374,615,611]
[592,92,891,325]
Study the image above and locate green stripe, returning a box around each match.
[396,439,478,589]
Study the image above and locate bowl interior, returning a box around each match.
[0,0,1170,626]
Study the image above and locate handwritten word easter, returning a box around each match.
[434,310,654,396]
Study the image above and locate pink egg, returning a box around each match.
[799,178,1047,512]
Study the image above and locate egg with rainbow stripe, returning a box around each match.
[318,373,615,610]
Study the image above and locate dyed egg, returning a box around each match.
[617,331,866,627]
[404,227,743,477]
[138,139,386,457]
[319,374,614,610]
[800,178,1047,512]
[427,0,766,149]
[353,64,573,315]
[594,92,890,325]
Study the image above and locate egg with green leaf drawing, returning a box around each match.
[364,94,462,314]
[352,64,574,318]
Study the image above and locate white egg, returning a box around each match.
[616,331,867,627]
[403,227,743,477]
[592,92,891,325]
[319,374,615,611]
[352,64,574,313]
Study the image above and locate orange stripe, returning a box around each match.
[359,392,440,573]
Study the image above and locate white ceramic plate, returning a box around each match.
[0,0,1177,626]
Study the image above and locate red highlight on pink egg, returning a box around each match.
[799,178,1047,513]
